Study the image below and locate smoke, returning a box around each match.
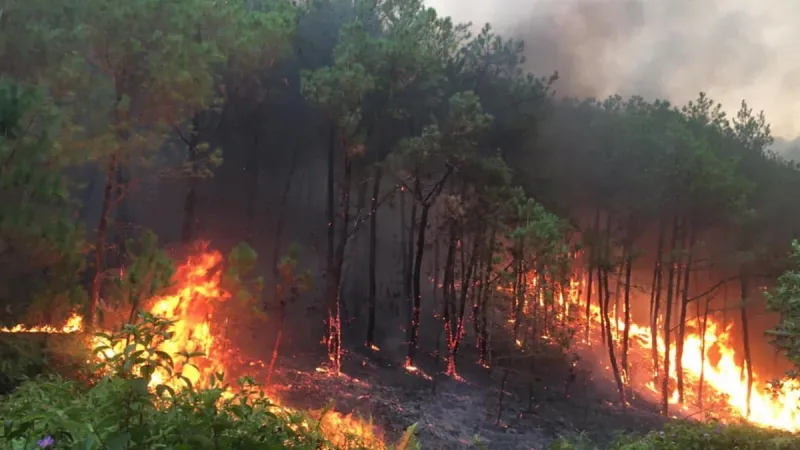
[426,0,800,140]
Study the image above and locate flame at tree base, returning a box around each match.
[567,274,800,432]
[1,243,384,449]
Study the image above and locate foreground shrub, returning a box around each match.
[0,313,415,449]
[550,421,800,450]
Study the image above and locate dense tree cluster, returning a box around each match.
[3,0,800,427]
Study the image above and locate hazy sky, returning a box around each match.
[426,0,800,140]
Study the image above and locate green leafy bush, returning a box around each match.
[550,421,800,450]
[0,313,415,450]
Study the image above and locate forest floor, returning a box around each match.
[272,340,670,449]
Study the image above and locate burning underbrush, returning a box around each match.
[520,273,800,433]
[2,239,800,448]
[0,243,399,449]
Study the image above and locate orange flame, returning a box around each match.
[574,275,800,431]
[1,243,384,448]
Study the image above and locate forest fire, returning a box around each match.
[570,274,800,432]
[0,243,384,449]
[4,242,800,439]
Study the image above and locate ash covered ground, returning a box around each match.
[270,342,669,449]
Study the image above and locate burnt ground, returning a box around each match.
[270,340,670,449]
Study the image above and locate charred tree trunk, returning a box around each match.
[181,114,201,243]
[448,234,480,376]
[597,247,605,346]
[675,228,695,404]
[366,167,382,348]
[400,189,408,316]
[244,131,261,242]
[512,240,526,341]
[740,269,753,418]
[602,214,625,406]
[438,226,457,364]
[621,241,633,381]
[650,218,666,378]
[325,128,353,375]
[661,216,680,416]
[406,198,417,342]
[265,139,299,386]
[478,230,495,364]
[326,125,336,289]
[585,208,600,342]
[407,198,430,366]
[697,294,712,408]
[90,154,118,330]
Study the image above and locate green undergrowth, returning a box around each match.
[550,420,800,450]
[0,313,418,450]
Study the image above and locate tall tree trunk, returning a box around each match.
[512,240,526,341]
[400,189,408,315]
[697,294,711,409]
[602,214,625,405]
[265,140,299,386]
[406,194,430,367]
[244,131,261,241]
[326,128,352,375]
[740,269,753,418]
[407,202,429,366]
[181,114,201,243]
[366,167,382,348]
[661,215,680,416]
[585,208,599,342]
[479,230,495,365]
[650,218,666,378]
[448,234,480,376]
[597,246,606,346]
[675,228,695,404]
[621,241,633,382]
[90,154,118,330]
[326,126,336,291]
[437,226,457,365]
[406,197,417,342]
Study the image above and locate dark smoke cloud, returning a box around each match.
[426,0,800,140]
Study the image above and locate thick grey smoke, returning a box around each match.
[426,0,800,140]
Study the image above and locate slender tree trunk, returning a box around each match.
[661,216,680,416]
[326,125,336,282]
[479,230,495,365]
[181,114,201,243]
[697,294,711,408]
[650,218,666,378]
[740,269,753,417]
[512,240,526,341]
[597,246,606,346]
[622,241,633,381]
[407,198,430,367]
[676,228,695,404]
[265,141,299,386]
[472,254,483,345]
[244,131,261,241]
[448,234,480,376]
[406,197,417,342]
[90,154,118,330]
[585,208,599,342]
[366,167,382,348]
[614,259,623,335]
[325,127,352,375]
[437,226,456,365]
[602,214,625,405]
[400,189,408,315]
